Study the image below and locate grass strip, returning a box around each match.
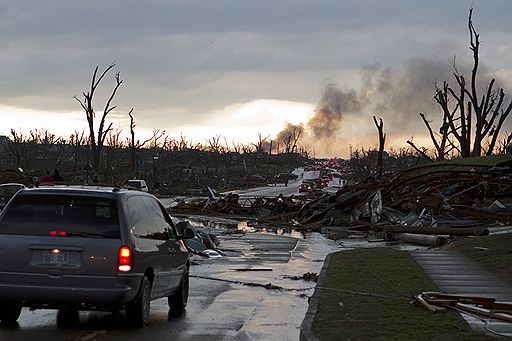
[312,248,492,340]
[438,154,512,166]
[452,232,512,285]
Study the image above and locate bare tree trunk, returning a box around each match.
[373,116,386,177]
[419,113,449,160]
[406,140,434,161]
[265,140,273,183]
[127,109,155,177]
[74,63,126,174]
[427,9,512,158]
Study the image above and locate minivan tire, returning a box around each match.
[126,276,151,327]
[56,309,79,327]
[0,302,22,323]
[168,271,189,316]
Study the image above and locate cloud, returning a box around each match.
[1,0,512,157]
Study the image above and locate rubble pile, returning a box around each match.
[290,160,512,245]
[170,190,305,221]
[170,159,512,245]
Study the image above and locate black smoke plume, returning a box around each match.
[274,57,512,157]
[307,82,363,139]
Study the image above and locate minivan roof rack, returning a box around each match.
[30,182,118,189]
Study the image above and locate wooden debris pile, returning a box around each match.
[285,161,512,244]
[170,159,512,245]
[169,191,305,220]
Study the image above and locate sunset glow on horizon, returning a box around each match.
[1,99,315,146]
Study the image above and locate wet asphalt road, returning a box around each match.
[0,231,339,341]
[232,181,301,197]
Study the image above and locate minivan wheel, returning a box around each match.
[0,302,22,323]
[56,309,79,327]
[168,271,189,316]
[126,276,151,327]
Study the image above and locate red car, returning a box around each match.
[299,181,315,193]
[314,177,329,188]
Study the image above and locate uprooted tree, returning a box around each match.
[420,8,512,159]
[74,63,127,173]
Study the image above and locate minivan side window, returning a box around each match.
[141,197,177,239]
[127,196,149,237]
[127,196,174,240]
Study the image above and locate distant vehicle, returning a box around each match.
[243,175,266,187]
[0,186,192,326]
[273,173,298,184]
[125,179,149,192]
[299,181,316,193]
[0,183,25,212]
[314,177,330,188]
[303,169,321,181]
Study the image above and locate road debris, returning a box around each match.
[176,221,224,257]
[413,292,512,324]
[284,272,319,282]
[191,275,314,291]
[66,330,106,341]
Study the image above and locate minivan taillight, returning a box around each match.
[118,246,133,272]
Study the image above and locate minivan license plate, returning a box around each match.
[42,251,69,265]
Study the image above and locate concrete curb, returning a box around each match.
[299,252,334,341]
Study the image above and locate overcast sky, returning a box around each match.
[1,0,512,156]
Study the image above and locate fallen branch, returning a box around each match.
[190,275,313,291]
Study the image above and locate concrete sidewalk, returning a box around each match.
[411,250,512,337]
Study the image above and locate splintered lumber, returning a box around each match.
[412,293,446,313]
[454,303,512,323]
[449,205,512,222]
[414,291,512,323]
[378,225,489,236]
[391,233,448,246]
[423,292,512,309]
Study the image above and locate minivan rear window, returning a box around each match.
[0,194,120,238]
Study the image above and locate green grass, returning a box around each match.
[404,154,511,177]
[437,154,512,166]
[312,248,493,340]
[452,232,512,285]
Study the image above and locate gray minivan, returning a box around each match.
[0,185,191,327]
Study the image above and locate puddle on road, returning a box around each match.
[173,215,306,239]
[173,214,432,254]
[237,221,305,239]
[176,215,239,230]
